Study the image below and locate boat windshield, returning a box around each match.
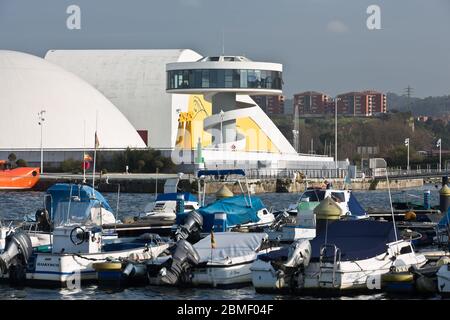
[300,190,326,202]
[53,200,99,226]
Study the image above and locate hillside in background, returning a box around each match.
[271,112,450,168]
[384,93,450,117]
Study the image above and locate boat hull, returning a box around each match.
[251,243,427,294]
[191,262,254,288]
[0,167,40,190]
[0,244,168,287]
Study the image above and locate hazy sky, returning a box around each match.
[1,0,449,97]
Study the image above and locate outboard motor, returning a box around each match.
[280,239,312,290]
[270,211,291,231]
[158,239,201,285]
[284,239,311,269]
[174,211,203,242]
[0,231,33,285]
[35,208,52,232]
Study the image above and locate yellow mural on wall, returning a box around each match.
[236,117,279,153]
[176,95,279,153]
[175,95,212,149]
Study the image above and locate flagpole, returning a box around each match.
[439,139,442,172]
[83,120,86,184]
[92,112,98,193]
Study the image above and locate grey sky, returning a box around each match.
[0,0,449,98]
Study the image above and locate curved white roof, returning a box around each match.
[45,49,202,149]
[0,50,146,150]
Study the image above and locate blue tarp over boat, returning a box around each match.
[438,208,450,227]
[177,195,264,232]
[348,193,368,218]
[45,183,112,218]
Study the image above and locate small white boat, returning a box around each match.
[147,232,276,288]
[177,169,275,233]
[139,192,199,224]
[251,220,427,293]
[138,174,199,225]
[189,232,272,288]
[287,188,368,220]
[0,185,169,287]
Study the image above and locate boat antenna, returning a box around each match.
[83,120,86,184]
[115,184,120,232]
[67,183,74,225]
[385,165,398,242]
[155,167,159,198]
[92,111,99,197]
[222,28,225,55]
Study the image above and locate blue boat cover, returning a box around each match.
[197,169,246,178]
[438,208,450,227]
[177,195,264,232]
[156,192,198,202]
[259,220,397,262]
[348,193,368,217]
[45,183,112,218]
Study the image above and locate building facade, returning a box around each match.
[251,95,285,115]
[293,91,332,117]
[337,91,387,117]
[293,90,387,117]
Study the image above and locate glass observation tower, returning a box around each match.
[166,55,283,151]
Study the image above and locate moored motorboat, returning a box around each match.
[286,187,369,220]
[138,192,199,225]
[176,169,275,234]
[145,232,274,288]
[251,220,427,294]
[136,174,199,225]
[0,161,40,190]
[0,183,170,287]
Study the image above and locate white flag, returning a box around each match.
[437,138,442,148]
[404,138,409,147]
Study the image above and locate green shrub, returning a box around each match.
[60,159,82,173]
[15,159,28,167]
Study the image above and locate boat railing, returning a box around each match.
[319,243,341,288]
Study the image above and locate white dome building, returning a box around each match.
[0,50,146,160]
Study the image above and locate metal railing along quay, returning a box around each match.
[244,168,348,180]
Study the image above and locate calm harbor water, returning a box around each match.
[0,185,445,300]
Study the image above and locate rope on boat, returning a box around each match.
[72,253,113,262]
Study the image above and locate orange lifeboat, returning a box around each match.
[0,160,40,190]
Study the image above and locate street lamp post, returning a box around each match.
[405,138,410,173]
[219,110,225,149]
[37,110,46,174]
[437,138,442,172]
